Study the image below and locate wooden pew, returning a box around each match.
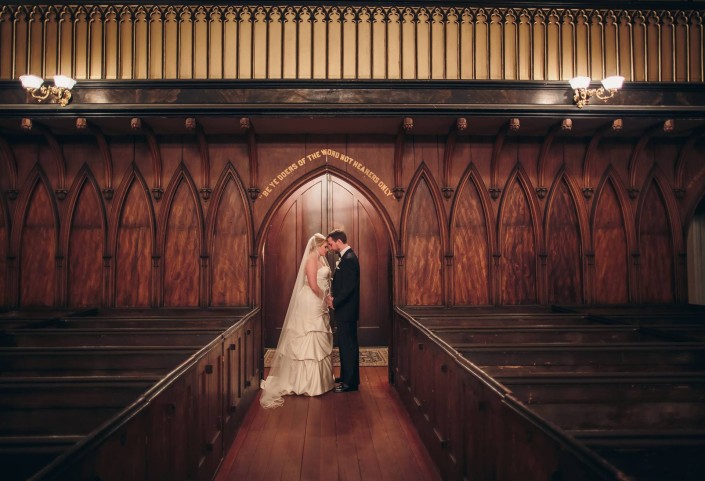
[459,343,705,374]
[0,346,198,377]
[431,325,667,344]
[393,306,705,481]
[573,430,705,481]
[0,376,158,481]
[0,436,81,481]
[0,327,225,347]
[18,308,262,481]
[499,373,705,481]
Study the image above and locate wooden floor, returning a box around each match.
[214,366,443,481]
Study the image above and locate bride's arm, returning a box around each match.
[305,254,324,298]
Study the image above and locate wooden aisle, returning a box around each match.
[214,366,443,481]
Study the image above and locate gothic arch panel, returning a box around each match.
[592,177,630,304]
[499,172,537,305]
[404,173,443,306]
[161,167,203,307]
[66,168,106,307]
[114,169,154,308]
[638,179,675,303]
[545,176,583,304]
[208,166,250,307]
[451,166,492,305]
[18,173,58,307]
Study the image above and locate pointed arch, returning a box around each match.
[543,169,588,304]
[636,166,682,303]
[255,163,399,261]
[158,163,205,307]
[401,163,447,305]
[62,165,107,308]
[591,167,634,304]
[110,164,156,308]
[497,164,541,304]
[206,162,253,307]
[12,164,60,307]
[449,163,494,305]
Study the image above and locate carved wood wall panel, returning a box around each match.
[161,170,202,307]
[114,169,154,308]
[638,179,675,303]
[592,177,630,304]
[404,175,443,306]
[66,170,105,307]
[546,177,583,304]
[2,3,704,82]
[499,175,537,304]
[18,171,57,307]
[0,127,703,311]
[209,167,250,307]
[451,167,491,305]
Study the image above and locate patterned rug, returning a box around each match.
[264,347,388,367]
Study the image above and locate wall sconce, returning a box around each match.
[19,74,76,106]
[570,75,624,109]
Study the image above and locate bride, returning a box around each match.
[260,233,335,408]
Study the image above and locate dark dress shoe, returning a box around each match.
[334,383,358,393]
[334,377,343,383]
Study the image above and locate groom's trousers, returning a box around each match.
[337,320,360,387]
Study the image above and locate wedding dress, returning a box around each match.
[260,236,335,408]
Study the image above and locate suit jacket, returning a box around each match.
[331,248,360,323]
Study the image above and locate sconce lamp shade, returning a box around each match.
[601,75,625,90]
[53,75,76,90]
[569,76,591,90]
[20,74,44,89]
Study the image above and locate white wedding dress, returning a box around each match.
[260,247,335,408]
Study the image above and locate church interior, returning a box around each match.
[1,1,705,480]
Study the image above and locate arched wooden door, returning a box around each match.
[263,173,391,347]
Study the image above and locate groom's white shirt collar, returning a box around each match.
[339,246,351,257]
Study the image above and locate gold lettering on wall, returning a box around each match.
[259,149,394,199]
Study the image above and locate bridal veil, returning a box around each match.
[259,234,334,408]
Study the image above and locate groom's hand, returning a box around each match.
[326,295,334,309]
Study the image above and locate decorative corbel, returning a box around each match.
[186,118,211,201]
[23,118,68,200]
[442,118,466,199]
[0,134,19,200]
[536,119,571,199]
[131,118,163,200]
[76,118,114,200]
[240,118,260,200]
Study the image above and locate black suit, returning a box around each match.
[331,247,360,387]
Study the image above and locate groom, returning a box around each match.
[326,229,360,393]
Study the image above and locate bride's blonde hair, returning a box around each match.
[310,233,326,252]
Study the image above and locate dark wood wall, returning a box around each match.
[0,122,704,313]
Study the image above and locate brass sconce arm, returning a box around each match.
[570,76,624,109]
[20,74,76,107]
